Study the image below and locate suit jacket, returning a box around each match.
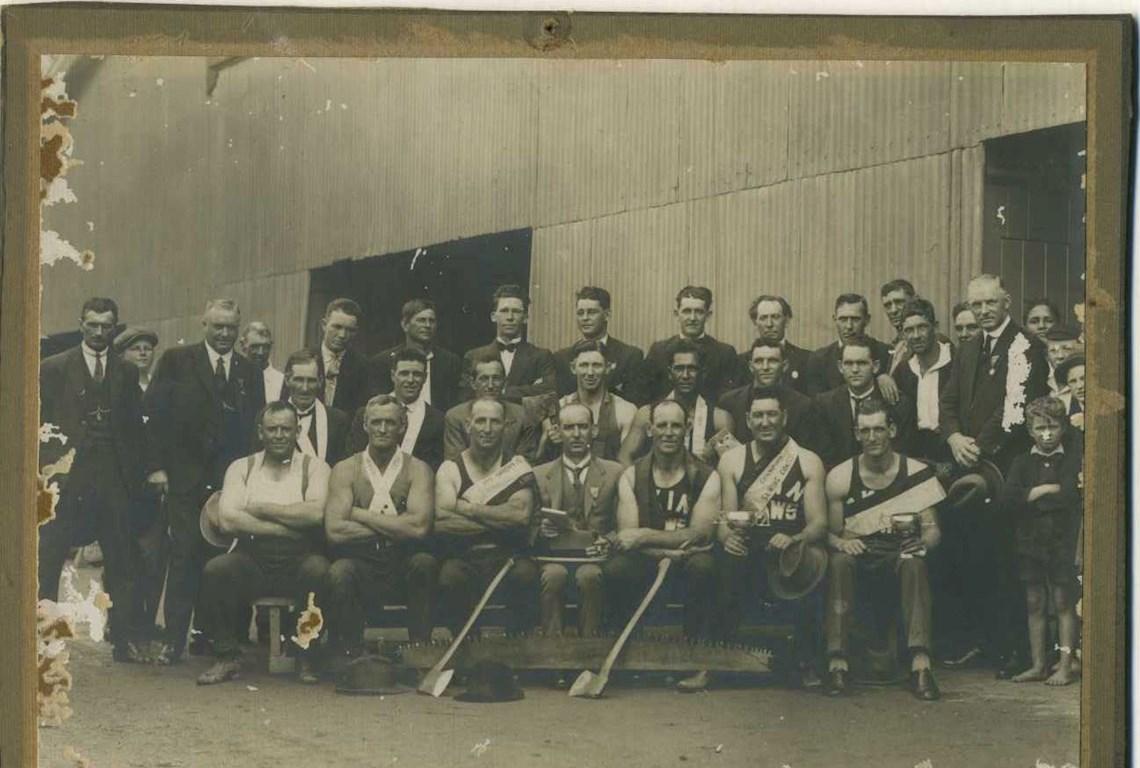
[39,346,150,494]
[939,320,1050,470]
[643,334,741,403]
[553,336,646,404]
[254,400,350,467]
[533,455,623,535]
[812,384,916,469]
[460,340,557,403]
[145,342,265,495]
[443,399,539,464]
[370,342,463,412]
[735,340,812,396]
[804,338,893,396]
[718,383,821,455]
[347,401,445,470]
[312,347,372,416]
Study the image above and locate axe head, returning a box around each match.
[567,669,607,698]
[417,667,454,697]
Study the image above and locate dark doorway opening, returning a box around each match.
[982,122,1086,330]
[306,229,533,358]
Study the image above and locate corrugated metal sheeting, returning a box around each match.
[42,57,1084,366]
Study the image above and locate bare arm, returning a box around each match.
[824,464,857,551]
[625,472,719,551]
[324,460,379,544]
[246,459,330,530]
[218,461,299,538]
[457,486,533,531]
[617,406,650,466]
[796,451,829,545]
[350,459,435,541]
[435,461,492,536]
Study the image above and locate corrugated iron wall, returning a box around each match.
[42,57,1083,364]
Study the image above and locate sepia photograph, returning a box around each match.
[1,8,1129,768]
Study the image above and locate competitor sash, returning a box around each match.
[362,449,406,516]
[740,438,801,516]
[843,461,946,538]
[462,455,534,506]
[667,390,709,455]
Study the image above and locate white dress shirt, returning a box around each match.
[263,365,285,403]
[400,397,427,455]
[81,342,107,379]
[908,342,953,431]
[205,344,233,380]
[497,336,520,377]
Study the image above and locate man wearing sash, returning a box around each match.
[197,402,331,685]
[533,403,623,637]
[324,395,438,661]
[603,400,722,649]
[823,399,945,700]
[435,397,541,635]
[282,350,350,467]
[538,341,636,463]
[618,341,734,466]
[705,386,828,690]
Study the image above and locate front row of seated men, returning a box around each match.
[201,386,946,701]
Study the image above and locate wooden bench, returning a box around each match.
[250,597,295,674]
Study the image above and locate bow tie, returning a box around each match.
[295,407,316,419]
[497,340,521,353]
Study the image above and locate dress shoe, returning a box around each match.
[826,668,848,696]
[941,646,984,669]
[910,668,940,701]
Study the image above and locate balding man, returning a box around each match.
[736,295,811,394]
[939,274,1050,677]
[240,321,284,404]
[145,298,266,662]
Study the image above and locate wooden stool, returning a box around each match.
[252,597,295,675]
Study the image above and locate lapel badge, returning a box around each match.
[589,486,600,500]
[791,370,799,379]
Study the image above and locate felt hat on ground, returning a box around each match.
[334,655,412,696]
[112,326,159,354]
[941,459,1004,510]
[766,540,828,601]
[199,491,235,550]
[454,661,524,703]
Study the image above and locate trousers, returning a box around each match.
[326,545,440,649]
[161,487,212,657]
[539,562,604,636]
[601,551,715,639]
[824,550,932,658]
[197,546,330,659]
[38,446,142,650]
[437,547,539,635]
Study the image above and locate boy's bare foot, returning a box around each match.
[1052,657,1082,674]
[1046,663,1076,686]
[1010,666,1048,682]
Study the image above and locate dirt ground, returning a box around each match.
[39,634,1080,768]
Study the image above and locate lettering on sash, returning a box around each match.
[462,455,533,506]
[741,439,801,526]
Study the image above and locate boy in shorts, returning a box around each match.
[999,396,1083,686]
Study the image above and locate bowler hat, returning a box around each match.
[199,491,235,551]
[113,326,158,354]
[766,540,827,601]
[942,459,1004,510]
[1054,354,1085,390]
[334,655,412,696]
[454,661,524,703]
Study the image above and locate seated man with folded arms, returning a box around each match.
[706,386,829,691]
[435,397,541,636]
[197,402,331,686]
[823,399,945,700]
[603,399,722,680]
[533,403,623,637]
[324,395,438,664]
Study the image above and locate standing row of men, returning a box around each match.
[39,272,1085,696]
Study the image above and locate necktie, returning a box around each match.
[497,340,520,353]
[325,355,340,404]
[982,334,994,359]
[93,352,104,383]
[214,355,227,391]
[568,465,586,519]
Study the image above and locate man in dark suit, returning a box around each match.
[39,297,151,662]
[891,298,955,464]
[643,285,740,403]
[460,284,556,404]
[281,350,350,467]
[312,298,371,416]
[719,339,820,454]
[812,340,915,470]
[446,353,539,463]
[349,347,445,470]
[370,298,463,412]
[938,274,1050,675]
[805,293,897,400]
[144,297,266,662]
[552,286,645,404]
[734,295,811,394]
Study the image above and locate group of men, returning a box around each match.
[39,273,1086,700]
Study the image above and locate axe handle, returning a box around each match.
[597,556,672,679]
[428,556,516,675]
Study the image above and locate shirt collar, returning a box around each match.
[496,336,522,348]
[1031,444,1065,457]
[205,343,232,366]
[562,454,592,473]
[321,343,343,363]
[81,342,104,360]
[907,341,953,376]
[986,315,1012,342]
[848,385,876,401]
[291,399,317,418]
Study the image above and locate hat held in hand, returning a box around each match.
[766,539,827,601]
[941,459,1004,510]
